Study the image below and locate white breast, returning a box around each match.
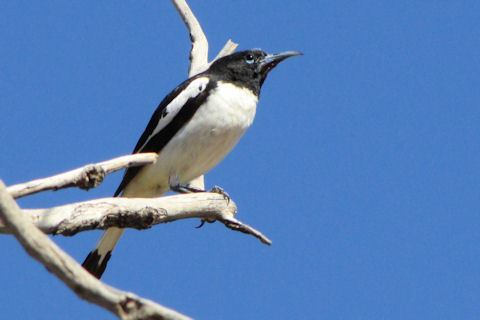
[123,81,258,197]
[205,81,258,129]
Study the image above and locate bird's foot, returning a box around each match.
[172,184,230,228]
[210,185,231,203]
[196,186,230,228]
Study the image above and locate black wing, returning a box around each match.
[113,74,212,197]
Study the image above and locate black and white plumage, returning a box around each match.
[82,49,301,278]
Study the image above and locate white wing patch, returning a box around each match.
[138,77,210,152]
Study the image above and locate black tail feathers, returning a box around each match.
[81,249,112,279]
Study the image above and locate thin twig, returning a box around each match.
[7,153,157,199]
[0,180,191,320]
[212,39,239,62]
[219,217,272,245]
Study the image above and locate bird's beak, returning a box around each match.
[258,51,302,75]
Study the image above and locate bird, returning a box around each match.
[82,49,301,278]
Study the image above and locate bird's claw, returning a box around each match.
[195,219,215,229]
[210,185,231,203]
[195,220,206,228]
[195,186,230,229]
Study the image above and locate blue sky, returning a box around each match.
[1,1,479,319]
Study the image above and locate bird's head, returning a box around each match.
[208,49,302,95]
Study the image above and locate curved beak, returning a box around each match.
[258,51,302,75]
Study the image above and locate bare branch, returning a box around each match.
[0,192,271,245]
[7,153,157,199]
[171,0,238,77]
[171,0,209,76]
[219,216,272,245]
[0,180,191,320]
[212,39,239,62]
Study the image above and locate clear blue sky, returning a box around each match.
[1,1,479,319]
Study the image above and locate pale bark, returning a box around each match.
[0,180,191,320]
[7,153,157,199]
[172,0,238,77]
[0,193,271,245]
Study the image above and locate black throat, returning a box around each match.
[208,68,262,96]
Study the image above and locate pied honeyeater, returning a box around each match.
[82,49,301,278]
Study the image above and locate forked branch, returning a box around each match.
[171,0,238,77]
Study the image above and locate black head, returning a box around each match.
[207,49,302,95]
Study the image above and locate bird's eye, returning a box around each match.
[245,54,255,64]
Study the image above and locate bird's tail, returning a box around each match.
[82,227,125,278]
[82,176,198,278]
[81,185,168,279]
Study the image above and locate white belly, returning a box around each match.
[123,82,258,197]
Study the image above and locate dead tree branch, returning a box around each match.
[172,0,208,76]
[213,39,239,63]
[8,153,157,199]
[0,180,191,320]
[172,0,238,77]
[0,193,271,245]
